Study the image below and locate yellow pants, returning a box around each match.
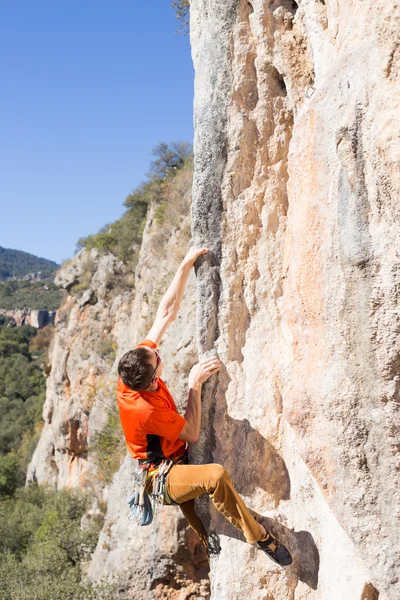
[166,463,264,548]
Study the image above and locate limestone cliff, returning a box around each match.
[191,1,400,599]
[27,2,400,598]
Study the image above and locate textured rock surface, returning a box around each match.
[190,1,400,599]
[28,247,129,489]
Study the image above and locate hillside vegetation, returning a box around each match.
[0,319,114,600]
[0,486,113,599]
[0,318,49,472]
[0,280,65,311]
[76,142,192,263]
[0,247,64,312]
[70,142,192,297]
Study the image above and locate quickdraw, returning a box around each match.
[126,465,152,526]
[150,459,174,513]
[126,459,176,526]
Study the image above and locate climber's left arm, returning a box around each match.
[145,247,208,346]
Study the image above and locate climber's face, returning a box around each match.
[146,347,163,389]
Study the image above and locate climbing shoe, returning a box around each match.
[257,531,292,566]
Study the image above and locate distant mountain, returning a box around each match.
[0,246,59,281]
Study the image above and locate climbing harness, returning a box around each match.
[126,454,185,526]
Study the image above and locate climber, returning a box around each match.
[116,247,292,566]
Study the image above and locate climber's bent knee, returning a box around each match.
[207,463,227,490]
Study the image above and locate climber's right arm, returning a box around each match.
[178,356,221,442]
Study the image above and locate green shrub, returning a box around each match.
[90,405,125,484]
[0,454,24,499]
[153,201,167,226]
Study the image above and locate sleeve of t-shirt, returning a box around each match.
[136,339,157,349]
[144,409,186,443]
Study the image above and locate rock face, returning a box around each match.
[87,166,209,597]
[190,1,400,599]
[27,2,400,597]
[27,250,126,488]
[0,308,56,328]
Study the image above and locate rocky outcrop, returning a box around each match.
[27,250,127,488]
[191,1,400,599]
[28,163,209,597]
[0,308,56,328]
[87,165,209,597]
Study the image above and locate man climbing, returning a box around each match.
[116,247,292,566]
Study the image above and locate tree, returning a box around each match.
[148,141,192,180]
[0,454,24,499]
[171,0,190,35]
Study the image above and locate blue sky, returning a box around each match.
[0,2,193,263]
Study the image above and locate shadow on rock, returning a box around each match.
[208,511,319,590]
[211,367,291,504]
[259,515,320,590]
[222,414,291,502]
[191,364,291,545]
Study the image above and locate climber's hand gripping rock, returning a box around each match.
[189,356,222,389]
[179,356,222,444]
[182,246,208,267]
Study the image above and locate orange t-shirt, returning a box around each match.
[116,339,187,461]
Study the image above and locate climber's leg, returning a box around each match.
[178,499,208,550]
[167,463,265,545]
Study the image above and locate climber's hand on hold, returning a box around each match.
[181,356,221,443]
[182,247,208,268]
[188,356,222,389]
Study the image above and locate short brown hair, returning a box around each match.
[118,347,154,391]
